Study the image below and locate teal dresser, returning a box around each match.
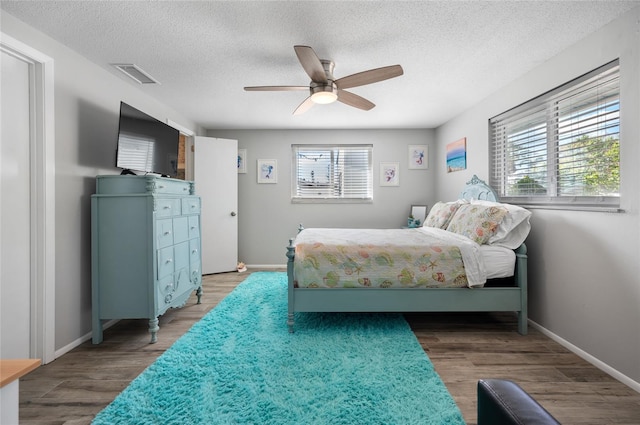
[91,175,202,344]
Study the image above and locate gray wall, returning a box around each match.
[434,9,640,386]
[1,12,202,353]
[207,129,435,265]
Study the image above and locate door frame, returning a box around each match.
[166,119,195,181]
[1,33,56,364]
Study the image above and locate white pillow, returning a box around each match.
[470,199,532,249]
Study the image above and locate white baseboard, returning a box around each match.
[529,320,640,393]
[54,319,119,359]
[246,264,287,269]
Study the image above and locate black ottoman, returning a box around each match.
[477,379,561,424]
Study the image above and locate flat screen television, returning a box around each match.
[115,101,180,177]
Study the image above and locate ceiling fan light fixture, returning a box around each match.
[244,45,403,114]
[311,90,338,104]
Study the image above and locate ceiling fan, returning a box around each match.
[244,45,404,115]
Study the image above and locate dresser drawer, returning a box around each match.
[156,198,181,218]
[156,219,174,248]
[182,197,200,215]
[189,238,200,263]
[157,246,175,279]
[95,175,194,195]
[153,179,193,195]
[188,216,200,240]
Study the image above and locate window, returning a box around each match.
[292,144,373,203]
[490,60,620,210]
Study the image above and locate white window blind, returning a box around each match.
[292,144,373,203]
[490,60,620,209]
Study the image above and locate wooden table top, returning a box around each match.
[0,359,41,388]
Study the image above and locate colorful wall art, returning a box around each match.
[446,138,467,173]
[257,159,277,183]
[408,145,428,169]
[380,162,399,186]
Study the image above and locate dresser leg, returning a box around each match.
[92,315,103,344]
[196,286,203,304]
[148,318,159,344]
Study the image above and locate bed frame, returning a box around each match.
[286,175,528,335]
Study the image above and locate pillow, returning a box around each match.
[446,203,509,245]
[470,199,532,249]
[423,201,464,229]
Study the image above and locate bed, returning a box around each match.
[286,175,531,335]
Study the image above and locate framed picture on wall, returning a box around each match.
[446,138,467,173]
[237,149,247,174]
[257,159,277,183]
[408,145,428,169]
[380,162,399,186]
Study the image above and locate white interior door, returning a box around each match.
[194,137,238,274]
[1,48,32,358]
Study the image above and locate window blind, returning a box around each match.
[292,144,373,203]
[490,60,620,209]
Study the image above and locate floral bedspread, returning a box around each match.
[293,227,486,289]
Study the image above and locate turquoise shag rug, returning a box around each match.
[93,272,465,425]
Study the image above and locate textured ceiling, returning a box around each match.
[2,1,638,130]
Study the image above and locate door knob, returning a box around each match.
[230,211,237,216]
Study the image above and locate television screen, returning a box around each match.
[115,102,180,177]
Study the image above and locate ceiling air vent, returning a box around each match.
[112,64,160,85]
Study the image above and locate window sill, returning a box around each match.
[291,198,373,204]
[516,204,623,213]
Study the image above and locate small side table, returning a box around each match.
[1,359,40,424]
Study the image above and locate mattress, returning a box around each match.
[480,244,516,279]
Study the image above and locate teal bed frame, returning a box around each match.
[286,175,528,335]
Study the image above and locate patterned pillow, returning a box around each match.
[471,199,532,248]
[423,201,463,229]
[446,203,509,245]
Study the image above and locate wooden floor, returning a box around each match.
[18,270,640,425]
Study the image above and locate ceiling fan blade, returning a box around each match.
[293,95,315,115]
[294,45,328,83]
[244,86,308,91]
[335,65,404,89]
[337,90,375,111]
